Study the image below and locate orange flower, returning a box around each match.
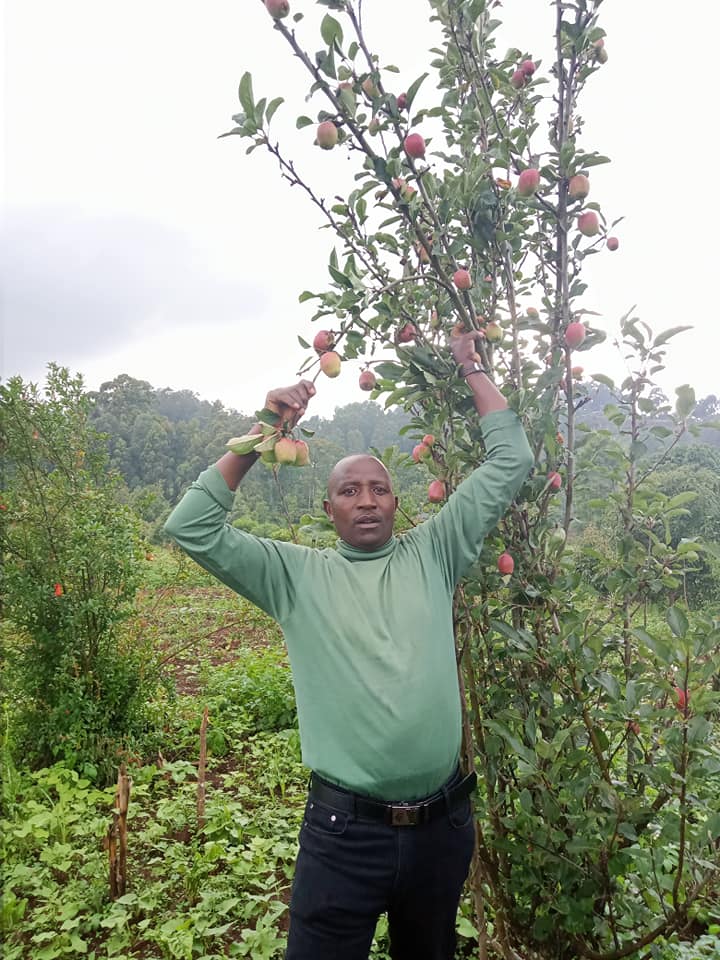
[54,583,64,597]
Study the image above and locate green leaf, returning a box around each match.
[633,628,672,663]
[226,433,264,456]
[255,407,281,426]
[320,14,343,47]
[265,97,284,123]
[652,325,692,348]
[298,290,318,302]
[590,373,615,389]
[373,362,404,381]
[597,672,620,701]
[297,335,310,349]
[675,384,696,419]
[405,72,429,109]
[296,115,314,129]
[667,605,689,639]
[667,492,698,509]
[238,72,255,121]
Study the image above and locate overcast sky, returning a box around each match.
[2,1,718,418]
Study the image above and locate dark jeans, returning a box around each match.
[286,771,476,960]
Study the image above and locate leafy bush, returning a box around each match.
[0,367,160,782]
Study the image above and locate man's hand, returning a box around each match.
[265,380,317,429]
[450,329,485,371]
[449,328,507,416]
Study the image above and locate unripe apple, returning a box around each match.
[392,177,416,201]
[368,116,381,135]
[415,240,431,263]
[397,322,417,344]
[412,443,431,463]
[453,268,472,290]
[571,365,584,380]
[520,59,536,77]
[427,479,446,503]
[358,369,376,392]
[422,434,435,447]
[265,0,290,19]
[362,76,379,98]
[497,552,514,575]
[517,168,540,197]
[397,92,408,110]
[577,211,600,237]
[320,351,342,378]
[547,471,562,490]
[593,40,608,64]
[294,439,310,466]
[317,120,339,150]
[404,132,426,159]
[274,437,297,465]
[510,69,525,89]
[568,174,590,199]
[485,321,502,343]
[313,329,335,354]
[260,448,277,465]
[607,236,619,251]
[564,321,586,349]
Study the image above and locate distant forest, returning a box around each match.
[88,375,720,567]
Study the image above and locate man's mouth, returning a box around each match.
[355,516,380,526]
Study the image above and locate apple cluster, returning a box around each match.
[313,330,342,379]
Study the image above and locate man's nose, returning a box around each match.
[356,487,377,507]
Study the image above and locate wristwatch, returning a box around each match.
[460,361,488,378]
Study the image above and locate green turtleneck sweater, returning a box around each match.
[164,408,532,801]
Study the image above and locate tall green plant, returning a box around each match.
[225,1,720,956]
[0,366,156,782]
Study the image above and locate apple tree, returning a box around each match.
[223,1,720,956]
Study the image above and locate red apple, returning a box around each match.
[568,174,590,199]
[520,59,536,77]
[313,329,335,354]
[453,268,472,290]
[320,351,342,378]
[517,168,540,197]
[265,0,289,18]
[674,686,688,711]
[564,321,586,349]
[422,434,435,447]
[427,479,446,503]
[413,443,431,463]
[397,322,418,344]
[358,369,376,392]
[294,439,310,466]
[510,69,525,89]
[571,365,584,380]
[316,120,339,150]
[404,132,426,159]
[274,437,297,465]
[497,552,514,575]
[547,471,562,490]
[527,307,539,319]
[577,211,599,237]
[607,236,619,251]
[397,92,408,110]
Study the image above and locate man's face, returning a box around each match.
[323,455,398,550]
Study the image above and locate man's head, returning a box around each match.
[323,455,398,550]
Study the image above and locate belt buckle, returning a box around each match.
[389,803,422,827]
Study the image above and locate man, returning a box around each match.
[164,331,533,959]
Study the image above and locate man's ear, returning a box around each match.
[323,498,333,520]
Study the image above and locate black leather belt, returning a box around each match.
[308,769,477,827]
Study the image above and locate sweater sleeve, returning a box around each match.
[419,408,533,588]
[163,465,305,623]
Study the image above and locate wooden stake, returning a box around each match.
[197,706,209,831]
[106,763,131,899]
